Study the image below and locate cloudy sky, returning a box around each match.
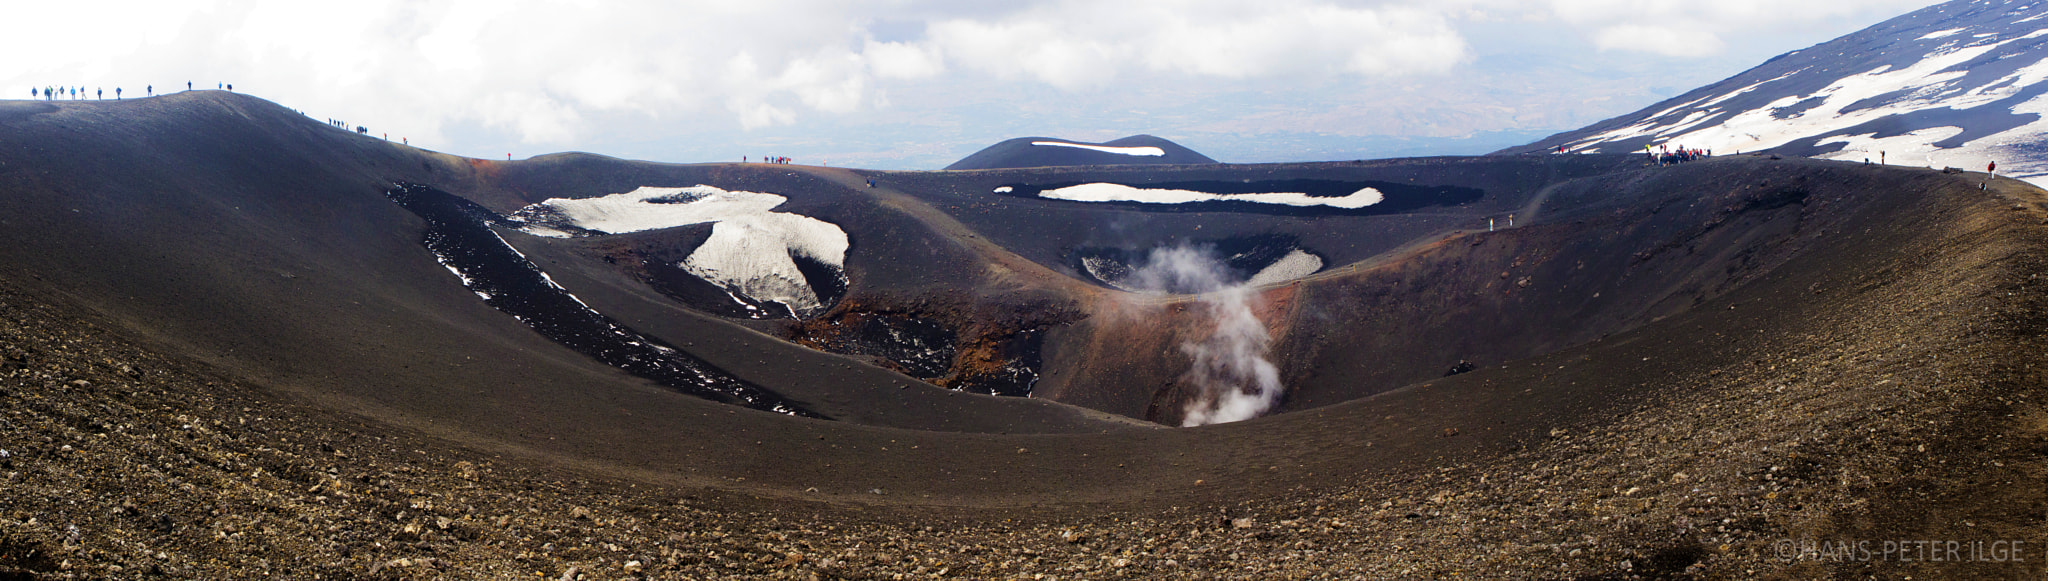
[4,0,1943,168]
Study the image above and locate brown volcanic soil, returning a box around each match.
[0,92,2045,579]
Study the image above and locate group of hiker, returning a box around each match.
[29,81,226,101]
[749,156,793,164]
[321,117,406,145]
[1648,144,1709,165]
[33,86,113,100]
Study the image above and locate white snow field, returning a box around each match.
[1540,0,2048,186]
[1029,141,1167,156]
[1029,183,1384,209]
[509,186,849,318]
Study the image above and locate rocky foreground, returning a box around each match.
[4,183,2047,580]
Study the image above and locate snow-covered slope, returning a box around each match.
[506,186,849,318]
[1507,0,2048,186]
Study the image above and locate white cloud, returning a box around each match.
[863,40,945,79]
[0,0,1947,163]
[1544,0,1942,56]
[927,0,1471,87]
[1591,24,1727,56]
[476,90,582,144]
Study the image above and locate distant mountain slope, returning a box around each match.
[944,134,1217,170]
[1503,0,2048,185]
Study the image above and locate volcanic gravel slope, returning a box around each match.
[1,92,2047,579]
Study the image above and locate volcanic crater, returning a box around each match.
[2,90,2045,579]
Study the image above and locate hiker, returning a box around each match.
[187,81,191,91]
[115,87,121,99]
[1880,151,1886,164]
[96,88,101,99]
[226,84,232,92]
[1988,161,1996,175]
[147,85,152,96]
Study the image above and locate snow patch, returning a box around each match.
[1242,249,1323,287]
[1029,141,1167,156]
[1919,27,1966,40]
[1034,183,1384,209]
[681,213,849,319]
[1816,127,1968,167]
[509,185,849,318]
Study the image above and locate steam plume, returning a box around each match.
[1128,246,1285,426]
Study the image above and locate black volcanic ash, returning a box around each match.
[385,183,823,417]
